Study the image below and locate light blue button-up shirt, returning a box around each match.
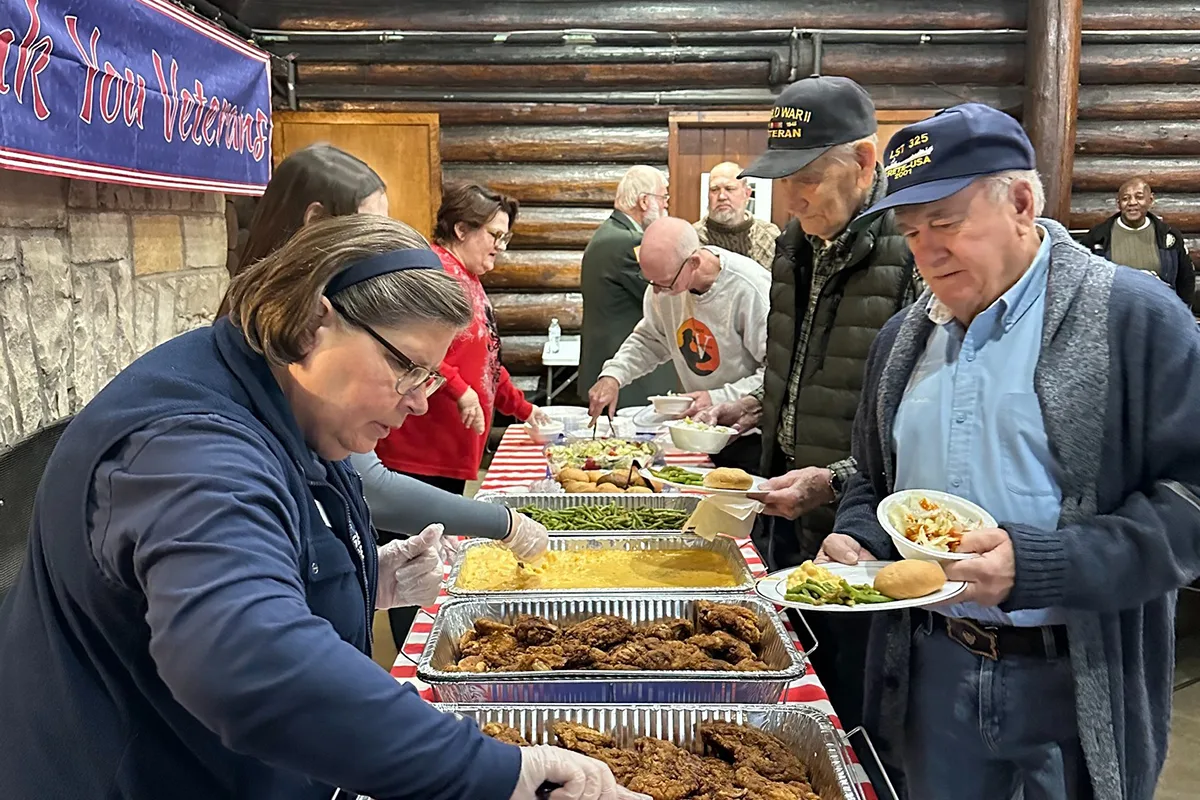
[892,228,1065,626]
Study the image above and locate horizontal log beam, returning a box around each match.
[491,292,583,334]
[1081,1,1200,30]
[1078,85,1200,120]
[512,206,611,249]
[1079,44,1200,84]
[821,43,1024,85]
[1076,121,1200,156]
[500,335,548,375]
[1073,157,1200,193]
[483,251,582,290]
[1071,192,1200,231]
[300,62,769,89]
[442,126,667,163]
[443,163,635,206]
[299,84,1026,124]
[264,1,1027,32]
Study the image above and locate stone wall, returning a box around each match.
[0,169,231,448]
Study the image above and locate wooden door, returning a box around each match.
[272,111,441,237]
[669,109,936,231]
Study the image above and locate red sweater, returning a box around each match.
[375,245,533,481]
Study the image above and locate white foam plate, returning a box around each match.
[877,489,994,564]
[640,466,770,496]
[756,560,967,612]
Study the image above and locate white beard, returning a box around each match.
[709,206,744,226]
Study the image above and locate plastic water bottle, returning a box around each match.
[548,317,561,354]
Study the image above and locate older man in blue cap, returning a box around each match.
[825,104,1200,800]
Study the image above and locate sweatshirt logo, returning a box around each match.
[677,318,720,375]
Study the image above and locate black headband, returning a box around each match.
[323,249,442,296]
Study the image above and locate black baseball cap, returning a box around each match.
[855,103,1036,225]
[740,76,877,180]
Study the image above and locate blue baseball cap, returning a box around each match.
[855,103,1036,225]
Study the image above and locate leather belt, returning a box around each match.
[929,613,1068,660]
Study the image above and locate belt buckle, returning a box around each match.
[946,618,999,660]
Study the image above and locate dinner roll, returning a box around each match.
[703,467,754,490]
[873,560,946,600]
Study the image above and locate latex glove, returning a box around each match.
[680,390,712,417]
[814,533,878,566]
[458,387,486,435]
[502,511,550,561]
[375,523,445,609]
[694,395,761,432]
[527,405,554,427]
[510,745,651,800]
[747,467,835,520]
[587,376,621,422]
[942,528,1015,606]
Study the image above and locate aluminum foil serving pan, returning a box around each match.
[432,703,862,800]
[475,492,701,534]
[418,594,805,704]
[444,534,756,598]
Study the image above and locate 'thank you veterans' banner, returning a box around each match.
[0,0,271,195]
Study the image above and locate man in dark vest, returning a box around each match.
[579,165,677,406]
[1079,177,1195,309]
[699,75,917,730]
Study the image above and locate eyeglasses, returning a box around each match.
[329,301,446,397]
[640,191,670,205]
[646,247,698,291]
[487,229,514,248]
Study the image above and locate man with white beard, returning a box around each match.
[694,161,781,268]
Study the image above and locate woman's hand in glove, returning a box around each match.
[375,523,445,609]
[510,745,650,800]
[502,511,549,561]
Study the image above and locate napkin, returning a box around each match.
[684,494,764,541]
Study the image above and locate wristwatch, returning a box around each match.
[824,457,858,502]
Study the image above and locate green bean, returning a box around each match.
[650,466,705,486]
[784,576,895,607]
[515,503,691,531]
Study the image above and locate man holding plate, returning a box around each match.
[826,104,1200,800]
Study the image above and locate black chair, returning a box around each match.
[0,417,72,607]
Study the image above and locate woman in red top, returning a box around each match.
[376,182,548,492]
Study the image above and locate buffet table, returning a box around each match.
[391,426,880,799]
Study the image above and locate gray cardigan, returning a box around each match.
[834,219,1200,800]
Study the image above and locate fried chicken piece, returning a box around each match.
[478,632,521,668]
[734,766,819,800]
[554,639,597,668]
[696,601,762,645]
[481,722,530,746]
[607,638,654,667]
[699,722,809,783]
[732,657,771,672]
[513,613,559,646]
[473,618,514,635]
[688,631,758,663]
[563,615,636,649]
[591,747,641,784]
[458,628,481,657]
[625,737,710,800]
[639,617,694,641]
[552,721,616,754]
[496,650,566,672]
[448,654,489,672]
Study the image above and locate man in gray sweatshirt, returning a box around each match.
[829,104,1200,800]
[586,216,770,420]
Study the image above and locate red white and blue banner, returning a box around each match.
[0,0,271,195]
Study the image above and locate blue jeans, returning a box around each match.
[904,616,1091,800]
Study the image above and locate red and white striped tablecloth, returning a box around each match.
[393,425,879,799]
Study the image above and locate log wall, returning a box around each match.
[268,0,1200,373]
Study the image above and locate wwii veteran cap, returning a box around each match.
[740,75,877,180]
[855,103,1036,224]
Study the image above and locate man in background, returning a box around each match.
[1080,176,1194,308]
[587,216,770,471]
[580,165,676,406]
[694,161,781,268]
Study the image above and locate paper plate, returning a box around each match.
[877,489,995,564]
[640,466,770,496]
[756,560,967,612]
